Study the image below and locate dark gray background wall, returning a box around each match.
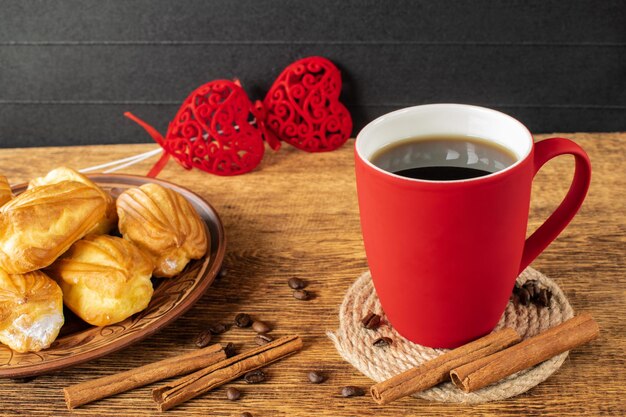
[0,0,624,148]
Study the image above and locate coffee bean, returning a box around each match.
[252,320,271,334]
[209,322,228,335]
[216,268,227,281]
[244,370,266,384]
[532,283,542,298]
[373,337,393,348]
[522,280,539,298]
[361,312,381,330]
[194,330,212,348]
[511,292,520,306]
[517,287,531,306]
[341,386,365,397]
[225,387,241,401]
[224,342,237,358]
[308,371,326,384]
[288,277,306,289]
[255,334,273,346]
[11,376,36,384]
[535,288,550,307]
[240,413,253,417]
[235,313,253,328]
[293,289,311,300]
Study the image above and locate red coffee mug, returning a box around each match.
[355,104,591,348]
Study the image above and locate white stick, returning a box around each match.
[79,148,162,174]
[101,149,162,173]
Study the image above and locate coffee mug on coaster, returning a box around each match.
[354,104,591,348]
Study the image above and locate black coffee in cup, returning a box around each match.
[370,135,518,181]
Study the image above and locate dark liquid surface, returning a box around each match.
[370,135,517,181]
[394,166,492,180]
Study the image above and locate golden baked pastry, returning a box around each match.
[28,167,117,234]
[116,183,208,278]
[46,235,154,326]
[0,269,64,353]
[0,181,107,274]
[0,175,12,207]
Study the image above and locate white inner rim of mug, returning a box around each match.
[355,104,534,183]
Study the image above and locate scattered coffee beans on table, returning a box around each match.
[288,277,306,289]
[252,320,271,334]
[240,412,253,417]
[208,322,229,335]
[224,342,237,358]
[293,289,312,300]
[216,268,228,281]
[194,330,212,348]
[11,376,36,384]
[234,313,253,328]
[244,370,266,384]
[255,334,273,346]
[341,386,365,397]
[308,371,326,384]
[225,387,241,401]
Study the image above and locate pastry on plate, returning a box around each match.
[0,175,12,207]
[0,181,107,274]
[28,167,117,234]
[46,235,154,326]
[0,269,64,353]
[116,183,208,278]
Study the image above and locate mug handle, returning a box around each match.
[519,137,592,273]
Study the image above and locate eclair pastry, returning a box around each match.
[46,235,154,326]
[0,181,107,274]
[28,167,117,234]
[0,269,64,353]
[116,183,208,278]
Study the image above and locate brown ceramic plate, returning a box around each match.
[0,174,225,378]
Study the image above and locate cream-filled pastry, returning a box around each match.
[116,183,208,278]
[28,167,117,234]
[0,181,107,274]
[46,235,154,326]
[0,270,64,353]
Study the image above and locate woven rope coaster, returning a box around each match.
[328,267,574,403]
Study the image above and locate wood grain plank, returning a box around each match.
[0,133,623,416]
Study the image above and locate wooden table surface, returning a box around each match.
[0,133,624,416]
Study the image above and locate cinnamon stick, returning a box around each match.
[370,327,520,404]
[153,335,303,411]
[63,343,226,409]
[450,313,599,393]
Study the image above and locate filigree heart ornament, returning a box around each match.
[125,79,280,177]
[263,56,353,152]
[124,56,352,177]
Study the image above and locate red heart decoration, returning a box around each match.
[125,79,277,176]
[125,57,353,177]
[263,56,353,152]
